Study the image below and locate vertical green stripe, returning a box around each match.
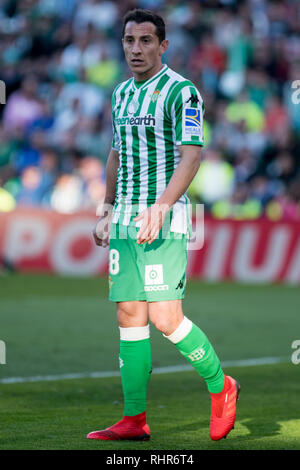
[166,80,191,118]
[175,91,183,143]
[146,74,170,205]
[131,88,148,205]
[120,83,135,199]
[163,112,174,188]
[116,80,133,117]
[120,125,128,198]
[131,126,139,201]
[145,126,156,205]
[164,80,179,115]
[114,80,132,199]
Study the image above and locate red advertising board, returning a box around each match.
[0,208,108,276]
[0,208,299,284]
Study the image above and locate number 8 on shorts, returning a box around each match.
[109,249,120,275]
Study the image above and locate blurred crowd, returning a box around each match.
[0,0,300,221]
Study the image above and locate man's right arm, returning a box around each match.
[103,148,119,205]
[93,148,119,247]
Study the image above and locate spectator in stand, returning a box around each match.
[2,74,43,133]
[264,95,290,137]
[188,31,226,93]
[266,179,300,221]
[50,173,84,214]
[188,148,234,207]
[225,90,265,133]
[211,183,262,220]
[38,147,59,206]
[0,186,16,212]
[73,0,118,33]
[249,175,275,207]
[78,155,106,210]
[16,166,44,207]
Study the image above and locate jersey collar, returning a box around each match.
[132,64,168,92]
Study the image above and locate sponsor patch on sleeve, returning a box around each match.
[184,107,202,136]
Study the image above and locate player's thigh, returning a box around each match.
[108,223,146,302]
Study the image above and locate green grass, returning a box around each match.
[0,364,299,450]
[0,274,300,449]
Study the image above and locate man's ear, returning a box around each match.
[159,39,169,56]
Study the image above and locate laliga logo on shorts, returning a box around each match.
[144,264,169,291]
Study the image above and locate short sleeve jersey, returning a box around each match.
[111,65,204,234]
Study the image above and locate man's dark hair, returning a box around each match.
[122,9,166,43]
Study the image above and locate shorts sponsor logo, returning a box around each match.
[144,264,169,292]
[144,285,169,292]
[184,107,202,135]
[145,264,164,285]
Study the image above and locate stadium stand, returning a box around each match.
[0,0,299,220]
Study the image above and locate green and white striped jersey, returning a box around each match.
[111,64,204,234]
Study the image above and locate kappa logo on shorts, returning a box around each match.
[144,264,169,292]
[176,280,184,290]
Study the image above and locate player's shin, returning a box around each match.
[164,316,225,393]
[119,325,152,416]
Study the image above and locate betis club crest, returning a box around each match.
[150,89,161,102]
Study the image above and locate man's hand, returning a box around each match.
[133,203,170,245]
[93,203,114,248]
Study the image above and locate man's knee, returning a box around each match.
[117,301,148,327]
[148,301,184,336]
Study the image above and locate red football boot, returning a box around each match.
[86,411,150,441]
[209,375,240,441]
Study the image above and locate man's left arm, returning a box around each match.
[134,145,201,245]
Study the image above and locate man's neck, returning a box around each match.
[133,63,164,83]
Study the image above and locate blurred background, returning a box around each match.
[0,0,299,220]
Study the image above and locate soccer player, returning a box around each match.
[87,9,240,442]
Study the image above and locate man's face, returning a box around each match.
[122,21,168,79]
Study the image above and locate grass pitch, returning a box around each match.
[0,274,299,450]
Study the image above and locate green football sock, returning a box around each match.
[165,317,224,393]
[119,326,152,416]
